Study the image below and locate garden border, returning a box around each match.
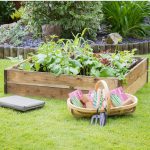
[0,41,150,59]
[92,41,150,54]
[4,57,148,99]
[0,45,37,59]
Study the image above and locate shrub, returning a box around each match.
[0,1,15,24]
[102,1,150,38]
[0,21,29,46]
[22,1,103,39]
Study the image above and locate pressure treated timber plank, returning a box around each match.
[0,45,4,58]
[4,46,10,58]
[124,72,147,94]
[6,70,119,91]
[133,43,140,54]
[139,42,144,54]
[144,42,149,54]
[7,82,79,99]
[124,58,148,88]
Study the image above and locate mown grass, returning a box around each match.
[0,57,149,150]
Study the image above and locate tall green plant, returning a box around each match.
[102,1,150,38]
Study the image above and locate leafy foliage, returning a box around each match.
[0,1,15,24]
[19,31,135,80]
[22,1,103,39]
[10,7,24,21]
[98,49,136,80]
[7,55,23,62]
[0,21,30,46]
[102,1,150,38]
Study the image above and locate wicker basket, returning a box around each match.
[67,80,138,118]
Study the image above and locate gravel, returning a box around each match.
[20,38,44,48]
[17,36,150,48]
[94,34,150,45]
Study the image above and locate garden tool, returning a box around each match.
[91,89,107,126]
[90,107,107,126]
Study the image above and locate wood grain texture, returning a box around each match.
[133,43,140,54]
[93,42,150,54]
[124,58,148,88]
[4,69,7,94]
[119,44,123,51]
[124,72,147,94]
[0,45,4,58]
[139,42,144,54]
[17,47,24,57]
[4,46,10,58]
[6,69,119,91]
[122,44,126,51]
[7,82,76,99]
[12,47,17,57]
[128,43,133,51]
[143,42,149,54]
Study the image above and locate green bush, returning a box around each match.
[102,1,150,38]
[22,1,103,39]
[0,1,15,24]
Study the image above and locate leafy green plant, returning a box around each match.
[22,1,103,39]
[10,7,24,21]
[102,1,150,38]
[0,21,29,46]
[0,1,15,24]
[19,31,136,80]
[99,49,136,80]
[7,55,23,63]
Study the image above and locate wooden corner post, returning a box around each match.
[147,58,149,83]
[4,69,7,94]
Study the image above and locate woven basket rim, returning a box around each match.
[67,93,138,114]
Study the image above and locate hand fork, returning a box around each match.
[91,108,107,126]
[91,88,107,126]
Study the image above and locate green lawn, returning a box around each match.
[0,57,150,150]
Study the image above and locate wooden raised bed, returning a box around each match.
[4,57,148,99]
